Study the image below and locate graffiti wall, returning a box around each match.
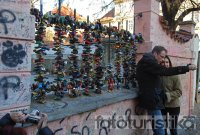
[26,99,150,135]
[0,39,32,72]
[0,0,34,114]
[0,10,35,40]
[0,73,31,110]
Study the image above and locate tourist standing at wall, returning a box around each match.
[161,56,182,135]
[136,46,196,135]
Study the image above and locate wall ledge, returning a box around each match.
[30,88,138,123]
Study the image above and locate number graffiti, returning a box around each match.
[69,108,132,135]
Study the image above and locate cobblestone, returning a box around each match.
[178,102,200,135]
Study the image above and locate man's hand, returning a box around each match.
[10,112,28,123]
[37,113,48,129]
[188,64,197,70]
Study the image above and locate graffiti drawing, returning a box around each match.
[1,40,26,67]
[0,9,16,34]
[0,76,20,100]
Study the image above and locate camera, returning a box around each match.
[26,110,41,124]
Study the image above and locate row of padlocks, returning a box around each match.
[31,9,144,103]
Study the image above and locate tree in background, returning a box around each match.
[31,0,39,7]
[94,0,200,31]
[160,0,200,30]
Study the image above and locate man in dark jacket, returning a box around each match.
[136,46,196,135]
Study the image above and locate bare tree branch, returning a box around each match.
[31,0,39,7]
[93,0,114,16]
[85,0,200,30]
[31,0,39,4]
[176,7,200,27]
[160,0,200,30]
[189,0,199,7]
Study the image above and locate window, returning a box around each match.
[129,20,133,32]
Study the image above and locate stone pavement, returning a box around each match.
[178,102,200,135]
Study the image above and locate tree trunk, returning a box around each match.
[160,0,200,30]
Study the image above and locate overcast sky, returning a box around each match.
[35,0,114,21]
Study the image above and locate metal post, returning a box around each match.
[118,22,120,31]
[74,9,76,20]
[134,15,135,34]
[40,0,43,16]
[74,9,76,30]
[58,0,61,16]
[195,52,200,103]
[108,22,111,64]
[126,20,128,31]
[87,15,89,24]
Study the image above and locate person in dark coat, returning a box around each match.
[136,46,196,135]
[0,112,54,135]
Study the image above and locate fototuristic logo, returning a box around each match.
[177,116,196,129]
[95,115,196,130]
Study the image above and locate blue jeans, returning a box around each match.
[147,110,165,135]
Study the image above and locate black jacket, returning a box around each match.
[136,53,189,110]
[0,113,54,135]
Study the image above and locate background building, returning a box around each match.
[100,0,134,33]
